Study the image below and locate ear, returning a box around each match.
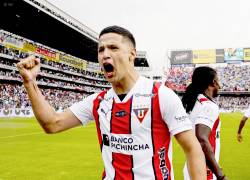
[129,48,136,62]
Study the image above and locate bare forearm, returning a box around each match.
[175,130,206,180]
[24,80,57,131]
[238,119,247,134]
[200,141,224,178]
[186,142,206,180]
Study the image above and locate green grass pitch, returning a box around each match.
[0,112,249,180]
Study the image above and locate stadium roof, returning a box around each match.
[0,0,150,67]
[0,0,98,62]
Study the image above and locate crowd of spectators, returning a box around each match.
[165,64,250,92]
[0,42,110,94]
[165,66,193,91]
[0,44,106,81]
[2,83,249,112]
[217,96,250,111]
[0,30,110,111]
[0,83,87,110]
[1,30,250,112]
[217,65,250,92]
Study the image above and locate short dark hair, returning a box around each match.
[182,66,217,113]
[99,25,136,48]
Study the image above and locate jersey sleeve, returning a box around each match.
[244,106,250,118]
[159,85,192,136]
[194,101,219,129]
[69,93,98,125]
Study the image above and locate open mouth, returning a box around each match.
[103,63,114,73]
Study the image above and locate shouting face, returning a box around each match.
[98,33,136,84]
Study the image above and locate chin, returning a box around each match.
[106,79,113,83]
[105,76,115,83]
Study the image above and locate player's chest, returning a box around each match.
[97,94,156,132]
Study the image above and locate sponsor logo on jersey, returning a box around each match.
[133,108,149,123]
[134,93,156,98]
[103,134,110,146]
[98,96,113,101]
[174,115,188,123]
[102,134,150,152]
[115,110,127,117]
[158,147,169,180]
[110,135,150,151]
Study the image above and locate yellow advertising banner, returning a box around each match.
[192,49,216,64]
[82,60,87,70]
[4,44,23,51]
[3,36,24,51]
[59,54,87,70]
[244,49,250,61]
[55,53,60,62]
[22,42,37,52]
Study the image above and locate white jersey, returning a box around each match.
[70,76,192,180]
[244,105,250,118]
[183,94,221,180]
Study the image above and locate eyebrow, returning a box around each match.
[98,42,119,48]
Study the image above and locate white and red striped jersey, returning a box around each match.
[183,94,221,180]
[70,76,192,180]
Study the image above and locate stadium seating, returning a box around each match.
[0,30,110,111]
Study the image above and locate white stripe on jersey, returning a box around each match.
[131,80,155,179]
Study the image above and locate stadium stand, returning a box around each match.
[0,30,108,112]
[166,49,250,112]
[0,0,151,117]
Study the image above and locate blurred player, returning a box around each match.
[237,105,250,142]
[17,25,206,180]
[182,66,227,180]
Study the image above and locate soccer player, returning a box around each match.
[237,105,250,142]
[182,66,227,180]
[17,25,206,180]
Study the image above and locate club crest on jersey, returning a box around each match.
[133,108,149,123]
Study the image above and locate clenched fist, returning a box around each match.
[17,56,41,83]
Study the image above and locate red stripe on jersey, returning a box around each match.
[199,98,209,103]
[93,91,107,149]
[93,91,107,179]
[209,117,220,153]
[111,97,134,180]
[207,117,220,179]
[151,82,172,180]
[111,97,133,134]
[112,153,134,180]
[102,171,106,180]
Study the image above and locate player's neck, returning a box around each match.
[112,71,139,95]
[204,89,213,100]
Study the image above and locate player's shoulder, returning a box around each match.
[197,94,219,111]
[159,83,178,95]
[158,84,181,105]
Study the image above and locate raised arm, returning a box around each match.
[196,124,227,180]
[17,56,81,133]
[175,130,206,180]
[237,116,248,142]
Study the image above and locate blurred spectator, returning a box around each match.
[165,64,250,92]
[0,83,88,110]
